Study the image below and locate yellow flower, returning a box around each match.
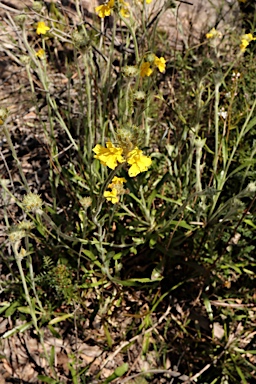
[240,33,256,52]
[36,21,50,35]
[104,176,126,203]
[140,62,153,77]
[108,176,126,189]
[36,48,45,58]
[120,7,130,17]
[93,142,124,169]
[154,56,166,73]
[103,176,126,204]
[104,188,119,204]
[206,28,222,39]
[127,147,152,177]
[95,0,114,18]
[119,0,130,17]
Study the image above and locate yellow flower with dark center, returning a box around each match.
[36,21,50,35]
[93,142,124,169]
[127,147,152,177]
[240,33,256,52]
[154,56,166,73]
[104,188,119,204]
[140,62,153,77]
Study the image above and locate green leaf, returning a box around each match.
[147,188,157,208]
[48,325,61,339]
[49,313,74,325]
[2,321,33,338]
[82,249,96,261]
[0,302,10,315]
[102,363,129,383]
[202,294,213,322]
[112,277,162,287]
[168,220,194,230]
[17,306,41,315]
[49,346,55,369]
[37,376,59,384]
[114,363,129,376]
[113,252,122,260]
[244,219,256,229]
[235,365,247,383]
[4,301,19,317]
[221,137,228,168]
[244,115,256,135]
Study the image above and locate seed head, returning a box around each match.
[122,65,138,77]
[32,1,43,12]
[17,220,35,231]
[8,226,26,244]
[20,55,31,65]
[14,14,27,25]
[80,196,92,209]
[22,192,43,213]
[133,91,146,101]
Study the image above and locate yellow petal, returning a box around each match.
[140,62,153,77]
[36,21,50,35]
[104,188,119,204]
[95,4,112,18]
[154,56,166,73]
[127,147,152,177]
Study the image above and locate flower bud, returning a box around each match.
[14,14,27,25]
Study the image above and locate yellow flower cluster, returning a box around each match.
[206,28,222,39]
[93,141,152,203]
[240,33,256,52]
[93,141,152,177]
[95,0,130,18]
[36,21,50,35]
[104,176,127,204]
[140,55,166,77]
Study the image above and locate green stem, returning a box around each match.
[14,245,56,378]
[213,82,220,176]
[2,124,29,192]
[210,96,256,215]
